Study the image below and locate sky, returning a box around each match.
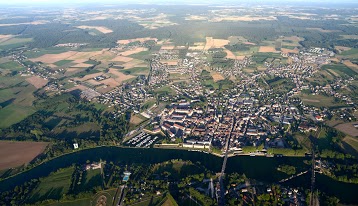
[0,0,357,5]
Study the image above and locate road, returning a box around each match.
[218,118,236,206]
[309,126,322,206]
[114,185,126,206]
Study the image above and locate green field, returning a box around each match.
[0,104,36,128]
[0,38,33,50]
[24,48,71,58]
[0,82,38,128]
[252,52,281,63]
[0,61,25,71]
[234,46,259,56]
[122,67,149,75]
[300,94,345,108]
[29,167,74,202]
[342,136,358,157]
[128,51,152,60]
[53,60,73,67]
[322,64,357,77]
[80,169,102,191]
[34,188,117,206]
[340,48,358,56]
[154,86,175,95]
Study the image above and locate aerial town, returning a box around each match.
[0,2,357,206]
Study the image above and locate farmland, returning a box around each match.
[29,167,74,202]
[0,141,48,170]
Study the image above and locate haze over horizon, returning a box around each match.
[0,0,357,6]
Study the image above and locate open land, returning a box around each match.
[26,76,48,89]
[0,141,48,170]
[76,26,113,34]
[335,122,358,137]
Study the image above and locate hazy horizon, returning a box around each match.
[0,0,357,6]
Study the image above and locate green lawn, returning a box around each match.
[80,169,102,191]
[154,86,175,94]
[29,167,74,202]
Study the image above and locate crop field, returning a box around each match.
[0,61,25,71]
[0,141,48,170]
[128,51,153,60]
[117,37,158,45]
[108,68,135,83]
[258,46,277,53]
[335,122,358,137]
[76,26,113,34]
[26,76,49,89]
[322,64,357,77]
[72,63,93,68]
[29,167,74,202]
[224,49,236,59]
[204,37,229,50]
[342,60,358,72]
[0,35,13,43]
[234,46,259,56]
[0,38,32,46]
[211,72,225,82]
[122,59,146,69]
[119,47,149,57]
[340,48,358,57]
[252,52,281,63]
[342,136,358,154]
[122,67,149,75]
[30,50,103,65]
[111,55,134,62]
[0,77,38,128]
[30,51,78,64]
[54,60,73,67]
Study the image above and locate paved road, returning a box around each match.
[309,126,321,206]
[115,185,126,206]
[218,118,236,206]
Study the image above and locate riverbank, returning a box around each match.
[0,146,357,204]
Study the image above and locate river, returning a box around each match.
[0,146,357,204]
